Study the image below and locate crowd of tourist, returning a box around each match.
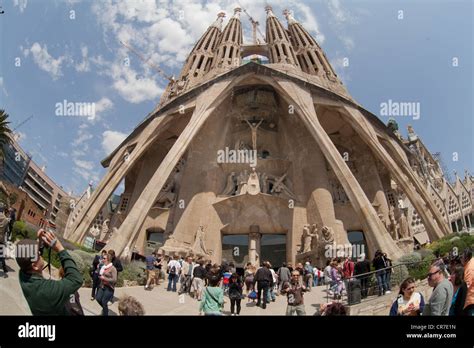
[3,220,472,317]
[133,252,331,316]
[0,202,17,276]
[387,248,473,316]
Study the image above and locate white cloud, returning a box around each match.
[25,42,68,80]
[288,2,325,44]
[102,130,127,155]
[326,0,357,50]
[330,56,351,84]
[73,159,95,171]
[95,97,113,112]
[75,45,90,72]
[328,0,349,24]
[13,0,27,13]
[0,77,7,96]
[71,124,100,185]
[73,166,100,183]
[109,63,163,103]
[89,0,357,104]
[92,97,114,122]
[72,130,93,146]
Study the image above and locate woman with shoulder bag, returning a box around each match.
[228,273,244,316]
[95,252,117,316]
[389,277,424,316]
[199,273,224,316]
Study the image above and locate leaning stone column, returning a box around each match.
[66,113,172,243]
[273,79,403,260]
[341,105,449,239]
[104,80,233,259]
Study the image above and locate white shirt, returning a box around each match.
[167,260,182,273]
[270,268,278,283]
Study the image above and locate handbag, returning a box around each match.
[205,288,223,310]
[248,290,257,299]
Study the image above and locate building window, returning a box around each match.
[119,196,129,213]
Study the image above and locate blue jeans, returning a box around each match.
[376,271,387,295]
[385,272,392,291]
[266,286,275,302]
[313,276,319,287]
[96,286,114,316]
[167,274,179,292]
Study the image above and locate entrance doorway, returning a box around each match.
[222,234,249,274]
[260,234,286,270]
[347,230,368,259]
[145,228,164,255]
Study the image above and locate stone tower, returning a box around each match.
[212,7,243,72]
[65,7,462,267]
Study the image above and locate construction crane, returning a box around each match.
[119,40,175,83]
[13,115,33,132]
[239,5,266,44]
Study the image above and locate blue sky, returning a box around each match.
[0,0,472,195]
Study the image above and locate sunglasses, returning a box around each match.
[427,270,441,278]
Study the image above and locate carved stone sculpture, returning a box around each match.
[260,173,269,194]
[310,224,319,251]
[222,172,237,195]
[192,225,210,255]
[89,224,100,237]
[155,181,176,208]
[301,224,317,253]
[247,168,261,195]
[237,170,249,194]
[100,219,109,239]
[245,119,263,151]
[321,226,334,244]
[398,209,410,238]
[388,207,398,240]
[271,173,297,200]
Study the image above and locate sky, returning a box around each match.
[0,0,472,196]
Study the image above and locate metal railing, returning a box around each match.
[321,258,438,304]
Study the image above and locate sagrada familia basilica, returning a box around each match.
[62,6,473,268]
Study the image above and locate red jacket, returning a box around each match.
[342,260,354,279]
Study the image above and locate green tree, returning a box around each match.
[0,109,13,171]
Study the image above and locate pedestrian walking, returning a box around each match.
[228,273,243,315]
[281,270,307,316]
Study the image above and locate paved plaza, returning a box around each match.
[0,260,333,316]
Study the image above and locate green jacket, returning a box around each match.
[19,250,83,315]
[199,286,224,314]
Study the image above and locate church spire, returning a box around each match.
[265,6,299,67]
[212,7,243,71]
[160,12,225,103]
[284,9,339,82]
[180,11,225,80]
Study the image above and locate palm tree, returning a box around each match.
[0,109,13,175]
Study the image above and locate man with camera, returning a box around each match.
[16,229,83,315]
[0,203,9,276]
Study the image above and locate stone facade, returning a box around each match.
[64,7,472,267]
